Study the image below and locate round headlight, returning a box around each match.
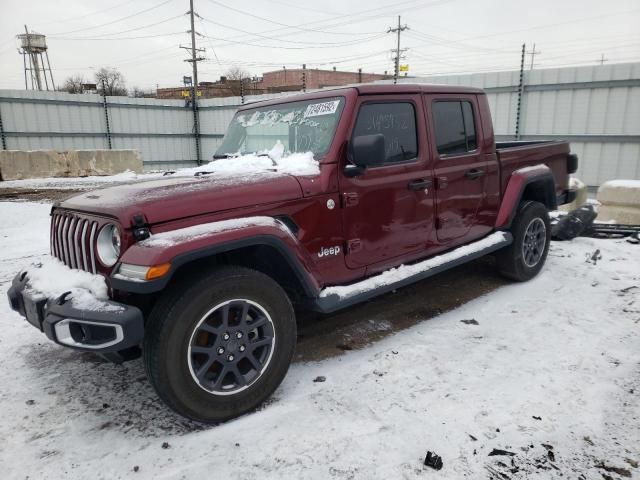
[97,224,121,267]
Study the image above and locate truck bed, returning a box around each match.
[496,140,571,199]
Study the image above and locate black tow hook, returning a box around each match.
[57,291,72,305]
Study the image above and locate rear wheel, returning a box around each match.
[143,266,296,423]
[497,201,551,281]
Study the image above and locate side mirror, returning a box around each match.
[349,133,386,169]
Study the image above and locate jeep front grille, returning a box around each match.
[51,212,99,273]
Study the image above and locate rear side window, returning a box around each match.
[432,101,477,155]
[352,102,418,164]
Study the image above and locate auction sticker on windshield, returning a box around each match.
[304,100,341,118]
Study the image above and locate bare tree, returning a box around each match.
[225,66,250,81]
[61,75,86,94]
[130,86,146,98]
[95,67,127,96]
[223,66,251,95]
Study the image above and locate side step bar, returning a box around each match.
[311,231,513,314]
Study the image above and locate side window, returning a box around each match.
[352,102,418,164]
[432,101,477,155]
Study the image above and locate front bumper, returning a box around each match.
[7,270,144,354]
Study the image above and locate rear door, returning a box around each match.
[340,95,435,269]
[425,95,491,244]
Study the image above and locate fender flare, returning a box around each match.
[495,165,557,229]
[110,223,321,298]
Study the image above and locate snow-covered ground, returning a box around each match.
[0,201,638,479]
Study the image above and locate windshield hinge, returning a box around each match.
[131,214,150,241]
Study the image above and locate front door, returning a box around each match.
[425,95,489,244]
[340,95,435,269]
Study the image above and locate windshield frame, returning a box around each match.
[215,94,348,162]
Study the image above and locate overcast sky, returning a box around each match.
[0,0,639,92]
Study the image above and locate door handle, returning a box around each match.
[464,168,485,180]
[407,179,433,191]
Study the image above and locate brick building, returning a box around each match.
[156,77,262,100]
[156,68,390,100]
[258,67,390,91]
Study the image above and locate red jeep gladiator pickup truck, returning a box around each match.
[8,84,578,423]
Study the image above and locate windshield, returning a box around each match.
[215,97,345,159]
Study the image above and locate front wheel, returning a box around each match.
[143,266,296,423]
[496,201,551,282]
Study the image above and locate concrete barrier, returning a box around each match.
[596,180,640,224]
[0,150,143,181]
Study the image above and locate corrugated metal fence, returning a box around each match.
[400,62,640,186]
[0,89,290,170]
[1,62,639,185]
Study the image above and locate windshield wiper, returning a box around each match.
[213,153,234,159]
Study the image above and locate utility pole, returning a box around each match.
[598,53,608,65]
[182,0,205,165]
[387,16,408,84]
[526,43,541,70]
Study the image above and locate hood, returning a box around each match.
[59,171,304,226]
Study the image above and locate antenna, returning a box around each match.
[17,25,55,91]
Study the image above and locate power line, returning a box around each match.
[199,15,382,46]
[443,7,640,45]
[33,0,135,29]
[204,0,387,37]
[199,0,448,46]
[49,32,187,41]
[407,29,517,54]
[47,0,176,36]
[49,14,186,40]
[197,31,387,50]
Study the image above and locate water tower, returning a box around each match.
[17,25,55,91]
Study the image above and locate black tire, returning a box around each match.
[143,266,296,423]
[496,201,551,282]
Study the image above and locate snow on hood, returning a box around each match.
[58,142,314,225]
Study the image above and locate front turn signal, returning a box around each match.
[145,263,172,280]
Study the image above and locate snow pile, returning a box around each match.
[321,231,509,299]
[141,216,287,248]
[24,257,108,301]
[21,257,122,312]
[172,142,319,177]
